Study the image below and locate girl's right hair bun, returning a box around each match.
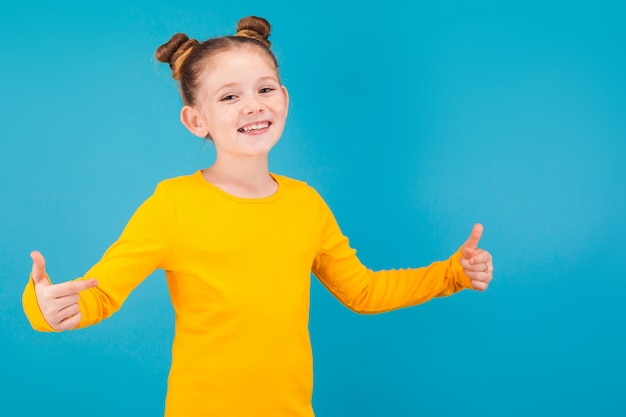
[156,33,199,80]
[236,16,272,47]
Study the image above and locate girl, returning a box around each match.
[23,16,493,417]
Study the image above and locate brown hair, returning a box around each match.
[155,16,278,106]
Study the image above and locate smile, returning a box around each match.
[238,122,271,133]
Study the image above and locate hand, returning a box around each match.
[459,224,493,291]
[30,251,98,331]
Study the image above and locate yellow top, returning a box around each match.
[23,171,473,417]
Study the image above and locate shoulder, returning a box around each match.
[273,173,324,199]
[272,173,335,218]
[273,173,308,188]
[151,170,207,196]
[156,171,201,188]
[135,171,206,209]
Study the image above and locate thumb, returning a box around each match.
[30,251,50,286]
[461,223,484,259]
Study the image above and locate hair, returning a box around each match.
[155,16,279,106]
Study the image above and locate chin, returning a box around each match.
[248,137,280,153]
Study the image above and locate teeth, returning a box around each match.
[241,123,269,132]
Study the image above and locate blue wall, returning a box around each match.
[1,1,625,415]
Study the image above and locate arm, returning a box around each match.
[312,198,492,314]
[22,183,176,331]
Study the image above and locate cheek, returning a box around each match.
[211,109,238,131]
[273,100,288,120]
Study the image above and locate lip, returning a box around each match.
[237,120,273,134]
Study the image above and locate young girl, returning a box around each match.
[23,16,493,417]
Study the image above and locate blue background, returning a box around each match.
[1,0,625,415]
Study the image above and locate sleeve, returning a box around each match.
[311,195,474,314]
[22,182,176,331]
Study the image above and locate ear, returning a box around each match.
[281,85,290,117]
[180,105,210,138]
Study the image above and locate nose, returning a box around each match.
[241,96,265,115]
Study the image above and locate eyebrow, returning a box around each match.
[213,76,280,96]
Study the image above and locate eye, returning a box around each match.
[220,94,237,102]
[259,87,275,94]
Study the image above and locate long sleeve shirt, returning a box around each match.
[23,170,474,417]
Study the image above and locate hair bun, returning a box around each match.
[235,16,271,47]
[156,33,199,80]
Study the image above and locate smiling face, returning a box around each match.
[181,46,289,160]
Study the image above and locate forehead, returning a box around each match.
[200,46,279,86]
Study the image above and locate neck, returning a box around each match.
[202,154,277,198]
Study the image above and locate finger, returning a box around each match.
[49,293,81,310]
[469,250,492,266]
[49,279,99,297]
[471,280,489,291]
[53,312,82,331]
[468,271,493,283]
[46,302,81,327]
[30,251,49,286]
[58,302,81,319]
[459,257,473,270]
[463,262,492,274]
[464,224,484,250]
[462,256,493,275]
[461,224,484,259]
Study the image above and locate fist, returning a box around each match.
[459,224,494,291]
[30,251,98,331]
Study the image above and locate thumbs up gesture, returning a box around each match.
[459,224,493,291]
[30,251,98,331]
